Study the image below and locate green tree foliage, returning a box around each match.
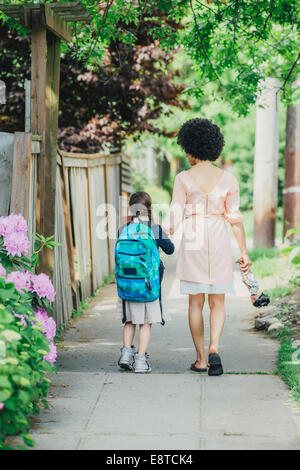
[181,0,300,114]
[0,1,188,151]
[126,50,287,212]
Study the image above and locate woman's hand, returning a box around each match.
[236,253,252,274]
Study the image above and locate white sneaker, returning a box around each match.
[134,353,152,373]
[118,345,135,370]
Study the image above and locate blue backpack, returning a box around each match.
[115,220,164,324]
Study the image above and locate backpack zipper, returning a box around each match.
[118,276,152,291]
[117,251,146,256]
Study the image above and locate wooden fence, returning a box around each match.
[0,131,132,328]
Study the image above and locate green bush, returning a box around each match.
[0,217,59,449]
[0,279,53,449]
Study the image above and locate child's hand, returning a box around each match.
[236,254,252,274]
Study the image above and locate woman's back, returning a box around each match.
[185,165,225,195]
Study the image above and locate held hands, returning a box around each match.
[236,253,252,274]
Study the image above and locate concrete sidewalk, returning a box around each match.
[31,256,300,450]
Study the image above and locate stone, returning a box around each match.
[265,317,279,328]
[268,321,284,332]
[258,307,277,318]
[255,317,267,330]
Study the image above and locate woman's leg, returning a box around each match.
[188,293,207,368]
[138,323,152,355]
[123,321,136,347]
[208,294,226,354]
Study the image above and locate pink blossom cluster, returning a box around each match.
[0,214,57,365]
[30,273,56,303]
[4,269,56,303]
[0,214,30,257]
[43,342,57,365]
[35,308,56,341]
[6,270,31,293]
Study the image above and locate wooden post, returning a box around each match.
[25,80,31,133]
[283,78,300,240]
[86,165,94,292]
[58,149,76,293]
[104,155,112,273]
[31,8,61,278]
[253,78,280,247]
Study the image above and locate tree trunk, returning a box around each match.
[253,78,280,247]
[283,82,300,241]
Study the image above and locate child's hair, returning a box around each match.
[129,191,152,221]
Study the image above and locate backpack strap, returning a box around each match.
[122,299,127,324]
[159,290,165,326]
[158,263,165,326]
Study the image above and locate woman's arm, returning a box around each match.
[224,175,251,274]
[230,222,252,274]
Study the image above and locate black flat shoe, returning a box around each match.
[190,361,207,373]
[208,353,223,376]
[253,292,270,307]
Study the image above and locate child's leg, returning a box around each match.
[208,294,225,354]
[138,323,152,355]
[188,293,206,368]
[123,321,136,347]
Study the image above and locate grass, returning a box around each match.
[265,285,292,303]
[247,245,286,279]
[247,246,279,262]
[277,335,300,404]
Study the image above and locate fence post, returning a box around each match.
[10,132,32,217]
[58,149,76,294]
[86,162,94,292]
[104,155,112,274]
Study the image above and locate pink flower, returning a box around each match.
[3,232,30,257]
[0,403,4,410]
[0,263,6,277]
[45,317,56,341]
[30,273,55,303]
[43,342,57,365]
[0,214,28,237]
[6,270,31,292]
[35,307,48,320]
[35,308,56,340]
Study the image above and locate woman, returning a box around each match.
[162,118,251,376]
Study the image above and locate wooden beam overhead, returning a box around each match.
[0,2,92,26]
[42,4,72,42]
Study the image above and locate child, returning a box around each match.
[116,191,174,373]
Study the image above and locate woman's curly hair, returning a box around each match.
[177,118,224,161]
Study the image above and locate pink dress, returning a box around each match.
[162,169,243,293]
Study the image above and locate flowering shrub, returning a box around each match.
[0,214,59,449]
